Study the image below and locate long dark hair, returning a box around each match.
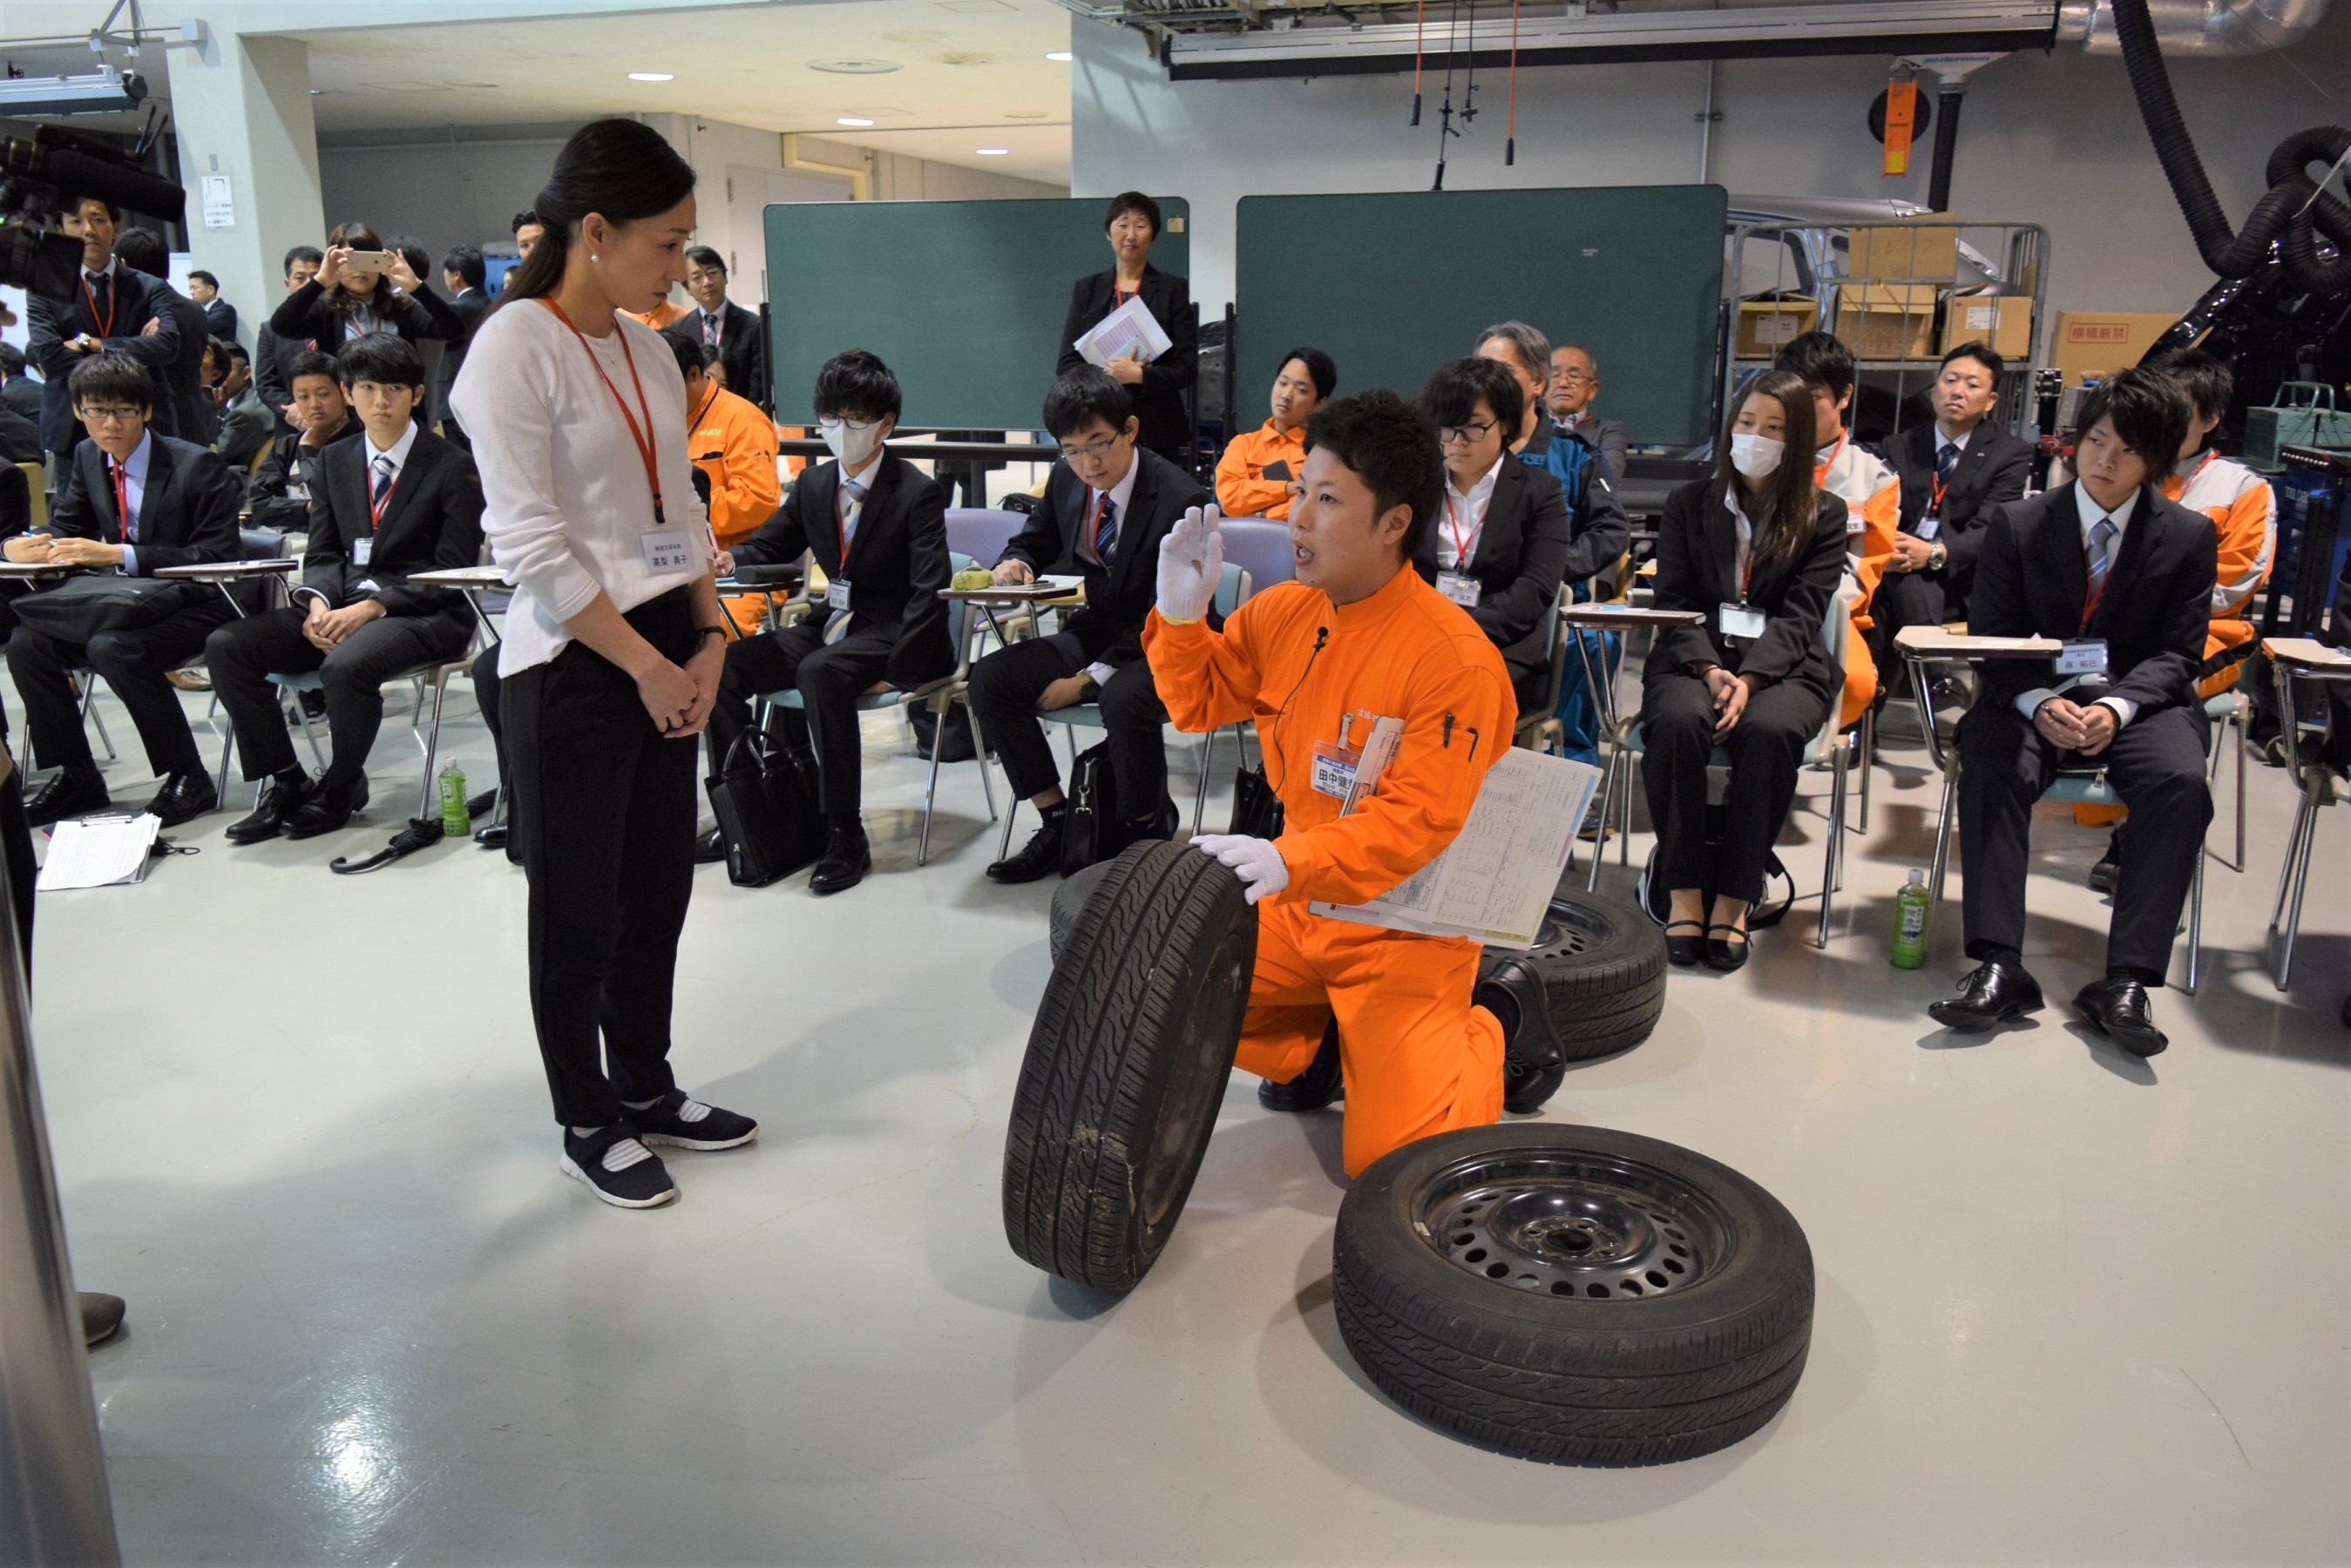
[497,118,697,312]
[323,221,386,316]
[1713,367,1820,581]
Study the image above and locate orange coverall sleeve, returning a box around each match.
[699,404,780,546]
[1215,450,1296,520]
[1146,603,1270,733]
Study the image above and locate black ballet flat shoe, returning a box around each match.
[1704,923,1751,972]
[1663,919,1707,967]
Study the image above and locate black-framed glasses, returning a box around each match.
[1060,432,1128,461]
[76,405,146,423]
[1437,418,1498,445]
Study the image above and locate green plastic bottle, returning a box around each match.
[1891,868,1929,969]
[438,763,470,838]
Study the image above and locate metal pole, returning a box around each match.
[0,838,122,1566]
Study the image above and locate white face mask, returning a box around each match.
[818,416,884,470]
[1730,433,1785,479]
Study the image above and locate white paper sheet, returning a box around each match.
[1073,295,1173,369]
[37,814,160,891]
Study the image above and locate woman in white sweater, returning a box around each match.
[451,118,756,1209]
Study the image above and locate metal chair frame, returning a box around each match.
[2264,651,2350,990]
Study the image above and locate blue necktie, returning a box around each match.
[1094,496,1118,562]
[371,455,395,510]
[1935,440,1959,488]
[2084,517,2117,615]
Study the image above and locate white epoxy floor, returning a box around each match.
[24,681,2350,1565]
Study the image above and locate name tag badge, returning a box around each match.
[1846,512,1867,536]
[639,529,694,573]
[826,577,851,612]
[1917,516,1942,542]
[1435,570,1482,608]
[1310,740,1362,801]
[1719,602,1768,640]
[2056,639,2110,676]
[351,537,372,566]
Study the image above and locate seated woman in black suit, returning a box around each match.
[1055,192,1197,467]
[1412,355,1572,715]
[1643,367,1848,970]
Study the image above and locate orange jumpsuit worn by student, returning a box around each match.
[2170,448,2275,698]
[1816,430,1900,727]
[1215,419,1307,519]
[681,367,783,635]
[621,298,688,332]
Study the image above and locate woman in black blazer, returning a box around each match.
[1643,366,1848,970]
[1055,192,1197,466]
[268,220,462,352]
[1412,355,1572,713]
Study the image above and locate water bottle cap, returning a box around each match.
[1906,868,1925,884]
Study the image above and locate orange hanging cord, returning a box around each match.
[1506,0,1521,165]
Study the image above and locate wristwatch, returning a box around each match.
[1927,543,1948,571]
[697,625,728,645]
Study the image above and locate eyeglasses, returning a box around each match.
[1436,418,1498,445]
[1550,371,1594,386]
[1059,432,1128,462]
[76,405,145,423]
[816,416,880,435]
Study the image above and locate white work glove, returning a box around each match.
[1156,504,1224,624]
[1192,834,1288,904]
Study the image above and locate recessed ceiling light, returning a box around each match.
[1046,51,1074,61]
[627,71,674,82]
[976,147,1010,156]
[837,116,877,127]
[808,58,902,74]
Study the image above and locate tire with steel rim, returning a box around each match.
[1333,1123,1813,1465]
[1480,891,1667,1063]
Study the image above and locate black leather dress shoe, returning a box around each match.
[474,821,508,850]
[225,772,313,844]
[79,1291,125,1348]
[809,822,871,895]
[284,776,364,840]
[694,826,727,864]
[1483,956,1567,1114]
[2073,977,2168,1056]
[1259,1019,1343,1112]
[2087,837,2121,896]
[144,769,218,828]
[987,815,1064,884]
[1928,959,2045,1031]
[24,768,109,828]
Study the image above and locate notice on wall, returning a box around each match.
[200,174,235,231]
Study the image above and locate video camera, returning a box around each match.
[0,124,188,302]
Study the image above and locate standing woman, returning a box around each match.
[451,119,757,1210]
[270,221,464,351]
[1642,367,1847,972]
[1055,191,1197,467]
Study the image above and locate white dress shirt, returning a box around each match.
[105,430,153,577]
[1436,459,1501,570]
[2015,483,2143,730]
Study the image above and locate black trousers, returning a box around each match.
[471,643,505,786]
[1956,700,2211,976]
[9,598,232,776]
[1642,671,1828,903]
[968,635,1168,815]
[505,589,701,1129]
[708,618,895,814]
[207,605,471,787]
[1867,570,1954,690]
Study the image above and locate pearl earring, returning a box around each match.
[590,253,600,262]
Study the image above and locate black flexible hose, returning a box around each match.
[2110,0,2350,292]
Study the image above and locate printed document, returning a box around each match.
[1073,295,1173,369]
[37,814,160,891]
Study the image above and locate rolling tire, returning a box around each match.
[1481,891,1666,1064]
[1332,1122,1813,1466]
[1003,840,1257,1291]
[1047,858,1114,965]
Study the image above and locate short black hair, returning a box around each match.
[0,342,24,377]
[68,352,153,410]
[1419,355,1524,442]
[385,234,432,281]
[2150,347,2233,423]
[660,329,712,380]
[512,209,541,234]
[1775,329,1855,402]
[222,341,251,368]
[442,245,486,290]
[1042,366,1134,441]
[287,349,342,387]
[1941,340,2006,380]
[1304,389,1447,559]
[1104,191,1162,238]
[283,245,323,275]
[2075,367,2192,470]
[814,349,903,422]
[187,268,219,290]
[337,334,426,391]
[686,245,725,274]
[112,226,166,280]
[1277,346,1338,402]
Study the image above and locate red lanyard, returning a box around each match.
[540,300,666,526]
[82,270,115,338]
[1114,280,1140,308]
[1812,428,1847,488]
[1444,491,1479,564]
[111,459,132,544]
[368,461,399,531]
[2082,520,2117,629]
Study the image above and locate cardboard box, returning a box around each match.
[1835,282,1939,362]
[1736,296,1819,358]
[2051,311,2179,385]
[1846,226,1959,282]
[1941,290,2033,360]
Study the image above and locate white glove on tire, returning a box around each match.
[1191,833,1287,904]
[1156,504,1223,624]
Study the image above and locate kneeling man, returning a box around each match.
[1144,390,1565,1179]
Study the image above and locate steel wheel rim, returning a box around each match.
[1413,1151,1728,1300]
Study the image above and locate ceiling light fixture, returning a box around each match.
[1046,51,1074,61]
[808,58,902,75]
[627,71,675,82]
[976,147,1010,155]
[837,116,877,126]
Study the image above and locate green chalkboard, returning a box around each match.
[764,197,1190,428]
[1234,186,1728,447]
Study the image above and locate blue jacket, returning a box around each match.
[1518,408,1631,585]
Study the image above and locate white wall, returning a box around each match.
[318,122,580,270]
[1072,6,2350,322]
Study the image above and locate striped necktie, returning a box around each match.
[1935,440,1959,488]
[1094,495,1119,562]
[371,455,395,511]
[2084,516,2117,614]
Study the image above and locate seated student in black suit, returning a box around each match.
[1873,341,2034,668]
[207,335,484,846]
[5,353,244,827]
[1643,367,1848,972]
[1411,355,1573,715]
[246,351,362,534]
[704,351,952,894]
[1928,370,2216,1056]
[974,366,1211,882]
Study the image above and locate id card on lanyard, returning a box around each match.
[1918,470,1948,542]
[356,459,398,564]
[1719,532,1765,639]
[540,301,694,571]
[1437,492,1482,606]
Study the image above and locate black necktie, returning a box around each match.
[1094,496,1118,561]
[1935,441,1959,487]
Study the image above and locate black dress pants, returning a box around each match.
[8,598,232,776]
[471,643,505,787]
[1642,671,1828,903]
[968,635,1168,814]
[207,605,471,786]
[708,618,895,814]
[504,588,700,1130]
[1867,570,1953,691]
[1956,700,2211,976]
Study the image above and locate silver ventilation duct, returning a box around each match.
[2060,0,2329,52]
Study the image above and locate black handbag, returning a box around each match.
[1057,740,1120,876]
[1227,762,1285,840]
[12,576,207,643]
[705,732,824,888]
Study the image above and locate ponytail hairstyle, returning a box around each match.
[323,222,387,314]
[497,118,697,312]
[1712,366,1821,581]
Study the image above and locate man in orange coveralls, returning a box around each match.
[1143,389,1567,1179]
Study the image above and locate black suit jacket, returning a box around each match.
[1055,266,1198,462]
[732,451,954,689]
[50,434,242,573]
[247,421,363,534]
[1966,482,2217,719]
[1564,415,1630,483]
[3,375,44,424]
[1000,445,1209,666]
[0,403,40,466]
[436,287,491,424]
[1645,476,1851,700]
[1411,453,1573,686]
[202,298,239,340]
[142,280,213,446]
[25,262,180,452]
[299,429,484,622]
[254,324,296,433]
[1883,419,2033,595]
[679,302,767,413]
[268,279,463,351]
[0,463,28,539]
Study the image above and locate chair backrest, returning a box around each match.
[945,508,1024,567]
[16,461,44,533]
[1216,560,1249,617]
[945,551,976,668]
[1219,518,1294,591]
[1809,570,1862,762]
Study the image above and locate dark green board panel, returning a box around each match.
[763,197,1189,428]
[1234,186,1728,446]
